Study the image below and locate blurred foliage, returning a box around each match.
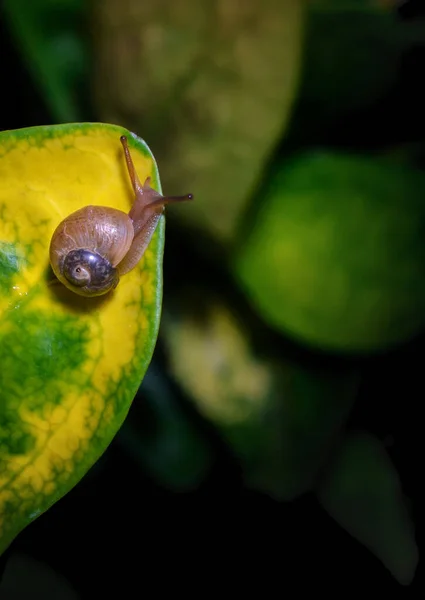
[117,361,214,492]
[0,0,423,589]
[1,553,78,599]
[234,151,425,353]
[2,0,88,122]
[91,0,305,243]
[316,432,418,585]
[292,2,425,145]
[310,0,402,12]
[161,289,360,500]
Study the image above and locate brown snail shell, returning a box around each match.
[49,205,134,297]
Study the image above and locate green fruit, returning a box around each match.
[234,152,425,353]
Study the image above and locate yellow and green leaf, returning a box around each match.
[0,123,164,555]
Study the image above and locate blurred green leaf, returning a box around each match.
[92,0,305,242]
[117,362,213,492]
[310,0,394,11]
[161,292,359,500]
[233,151,425,353]
[277,364,359,499]
[0,553,79,599]
[304,6,425,113]
[287,2,425,146]
[3,0,87,122]
[316,432,418,585]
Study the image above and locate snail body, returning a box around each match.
[49,136,192,297]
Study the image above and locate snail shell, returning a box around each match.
[49,205,134,297]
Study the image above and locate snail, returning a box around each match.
[49,135,193,297]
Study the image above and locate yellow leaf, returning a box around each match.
[0,123,164,555]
